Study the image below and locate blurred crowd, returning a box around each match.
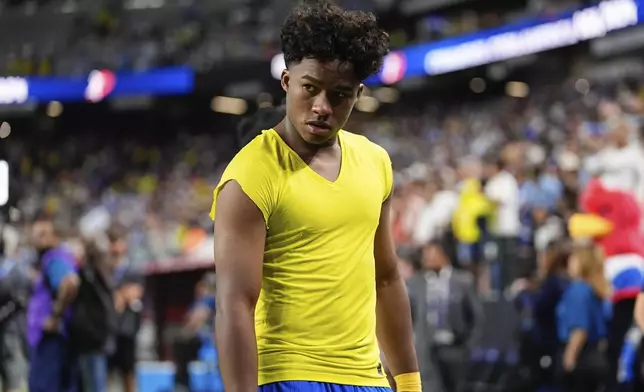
[0,0,600,77]
[357,73,644,290]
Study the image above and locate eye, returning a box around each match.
[303,84,317,93]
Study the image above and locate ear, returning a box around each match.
[281,69,290,94]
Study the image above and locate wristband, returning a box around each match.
[393,372,421,392]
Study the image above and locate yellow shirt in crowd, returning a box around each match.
[452,178,493,243]
[210,129,392,387]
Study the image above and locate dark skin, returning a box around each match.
[275,58,362,181]
[214,58,418,392]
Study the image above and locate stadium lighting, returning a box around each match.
[211,96,248,115]
[575,78,591,94]
[470,78,486,93]
[506,81,529,98]
[46,101,63,117]
[0,160,8,206]
[0,122,10,139]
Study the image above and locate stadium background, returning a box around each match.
[1,0,644,390]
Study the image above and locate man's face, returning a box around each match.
[421,244,446,270]
[31,221,56,251]
[608,121,629,146]
[109,238,127,258]
[281,58,363,145]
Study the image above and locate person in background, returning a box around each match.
[173,272,217,392]
[0,227,30,392]
[412,179,458,246]
[557,243,610,392]
[408,239,485,392]
[529,240,570,389]
[107,227,143,392]
[451,157,492,293]
[482,155,521,294]
[584,116,644,208]
[73,238,116,392]
[27,216,80,392]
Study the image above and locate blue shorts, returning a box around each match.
[260,381,391,392]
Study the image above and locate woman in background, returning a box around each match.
[557,244,610,392]
[532,240,570,387]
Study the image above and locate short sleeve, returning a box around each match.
[45,258,75,291]
[378,146,394,202]
[564,284,592,332]
[209,144,278,227]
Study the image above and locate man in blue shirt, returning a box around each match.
[27,217,80,392]
[173,273,217,392]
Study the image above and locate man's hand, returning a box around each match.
[121,284,143,302]
[42,315,61,333]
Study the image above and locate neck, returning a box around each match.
[275,120,337,161]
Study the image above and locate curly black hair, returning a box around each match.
[281,0,390,82]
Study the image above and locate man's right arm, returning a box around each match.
[213,180,266,392]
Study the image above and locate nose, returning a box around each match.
[312,92,332,117]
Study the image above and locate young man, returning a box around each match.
[210,2,420,392]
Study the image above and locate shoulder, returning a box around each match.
[219,130,285,190]
[341,130,391,161]
[342,130,393,200]
[212,130,283,222]
[452,269,475,286]
[227,130,282,170]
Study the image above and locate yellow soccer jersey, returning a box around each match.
[210,129,393,387]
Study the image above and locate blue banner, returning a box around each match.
[367,0,643,83]
[0,67,194,104]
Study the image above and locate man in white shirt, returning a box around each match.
[412,183,459,246]
[584,119,644,205]
[483,156,521,292]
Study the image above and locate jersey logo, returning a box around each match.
[377,362,384,375]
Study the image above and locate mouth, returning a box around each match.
[305,121,332,135]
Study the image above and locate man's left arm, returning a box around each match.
[374,196,420,389]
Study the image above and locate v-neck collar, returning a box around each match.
[268,128,345,186]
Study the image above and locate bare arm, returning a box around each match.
[563,329,587,371]
[375,197,419,377]
[52,274,79,317]
[213,181,265,392]
[635,293,644,332]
